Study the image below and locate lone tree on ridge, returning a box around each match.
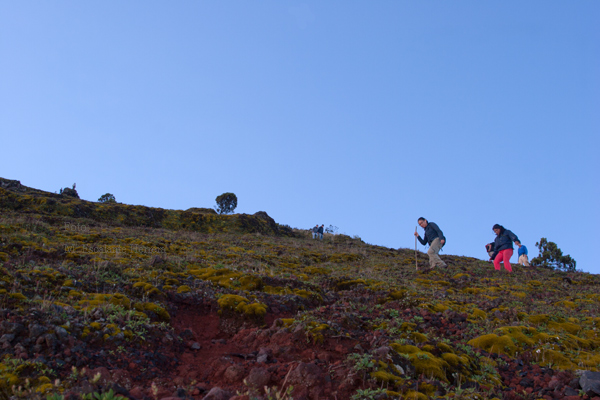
[215,192,238,215]
[531,238,577,272]
[98,193,117,204]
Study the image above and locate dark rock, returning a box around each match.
[29,324,48,338]
[51,304,66,314]
[44,333,58,349]
[288,362,325,388]
[0,334,15,344]
[180,329,195,340]
[55,326,69,341]
[224,365,245,383]
[257,347,272,363]
[202,387,233,400]
[2,322,25,335]
[520,378,534,388]
[564,386,578,396]
[568,377,580,389]
[580,371,600,396]
[245,367,271,388]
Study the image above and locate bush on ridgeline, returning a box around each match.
[60,183,79,198]
[215,192,238,215]
[325,225,339,234]
[98,193,117,204]
[531,238,577,272]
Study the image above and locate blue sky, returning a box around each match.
[1,2,598,272]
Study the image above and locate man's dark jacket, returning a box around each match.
[417,222,446,246]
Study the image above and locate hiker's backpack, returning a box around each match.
[485,243,495,258]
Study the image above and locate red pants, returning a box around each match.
[494,248,513,272]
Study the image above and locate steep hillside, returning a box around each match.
[1,178,600,400]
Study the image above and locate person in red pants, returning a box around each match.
[490,224,521,272]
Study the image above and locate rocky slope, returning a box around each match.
[1,177,600,400]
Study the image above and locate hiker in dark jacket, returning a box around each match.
[490,224,521,272]
[312,225,319,239]
[414,217,447,268]
[318,224,324,240]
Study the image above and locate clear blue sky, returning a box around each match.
[1,2,599,272]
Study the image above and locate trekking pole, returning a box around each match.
[415,226,418,270]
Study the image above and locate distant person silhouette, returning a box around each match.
[318,224,324,240]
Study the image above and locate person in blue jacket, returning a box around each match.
[414,217,447,268]
[517,242,530,266]
[490,224,521,272]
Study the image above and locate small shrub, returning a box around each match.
[98,193,117,203]
[60,184,79,198]
[531,238,576,272]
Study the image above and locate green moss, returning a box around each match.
[8,293,27,301]
[244,303,267,317]
[90,322,102,330]
[37,376,51,385]
[409,332,428,344]
[547,321,581,335]
[110,293,131,309]
[441,352,468,367]
[140,302,170,322]
[554,300,577,309]
[390,343,420,355]
[403,390,428,400]
[217,294,267,318]
[303,266,328,275]
[417,382,437,396]
[436,342,454,353]
[467,334,518,356]
[528,314,550,325]
[469,308,487,320]
[496,326,537,347]
[35,383,54,394]
[177,285,191,294]
[335,279,367,291]
[427,303,449,313]
[533,348,574,369]
[452,273,470,279]
[370,370,403,384]
[391,343,449,381]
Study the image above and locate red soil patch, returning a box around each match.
[166,305,359,399]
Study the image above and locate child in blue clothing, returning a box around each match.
[517,242,530,266]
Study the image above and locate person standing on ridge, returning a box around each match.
[312,224,319,239]
[318,224,324,240]
[490,224,521,272]
[414,218,447,269]
[517,242,530,266]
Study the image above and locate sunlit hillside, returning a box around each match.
[1,177,600,400]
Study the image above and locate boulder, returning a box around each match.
[224,364,245,383]
[580,371,600,396]
[245,367,271,388]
